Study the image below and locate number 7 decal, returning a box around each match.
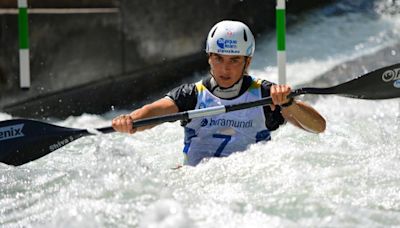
[212,134,232,157]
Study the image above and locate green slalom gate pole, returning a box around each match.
[276,0,286,85]
[18,0,30,89]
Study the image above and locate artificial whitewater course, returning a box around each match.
[1,1,400,227]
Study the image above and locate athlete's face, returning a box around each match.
[208,54,251,88]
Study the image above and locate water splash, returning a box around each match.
[1,1,400,227]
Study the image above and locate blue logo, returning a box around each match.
[208,118,253,128]
[217,38,225,49]
[200,119,208,127]
[394,80,400,88]
[216,38,238,50]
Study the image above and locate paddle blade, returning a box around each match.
[300,63,400,99]
[0,119,89,166]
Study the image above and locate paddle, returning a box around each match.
[1,63,399,166]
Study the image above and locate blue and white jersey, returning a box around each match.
[183,78,271,166]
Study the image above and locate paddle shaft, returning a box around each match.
[96,86,335,132]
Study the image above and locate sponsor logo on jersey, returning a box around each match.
[200,118,208,127]
[201,118,253,128]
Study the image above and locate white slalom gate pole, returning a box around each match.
[18,0,30,89]
[276,0,286,85]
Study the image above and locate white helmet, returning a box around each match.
[205,20,255,57]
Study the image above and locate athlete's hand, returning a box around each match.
[112,114,137,134]
[270,84,292,111]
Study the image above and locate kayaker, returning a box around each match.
[112,20,326,166]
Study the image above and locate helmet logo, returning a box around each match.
[217,38,225,49]
[216,38,238,51]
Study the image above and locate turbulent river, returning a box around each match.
[1,1,400,227]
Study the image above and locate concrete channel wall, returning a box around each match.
[0,0,333,118]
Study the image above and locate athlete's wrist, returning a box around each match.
[281,98,295,108]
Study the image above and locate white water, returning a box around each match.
[1,1,400,227]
